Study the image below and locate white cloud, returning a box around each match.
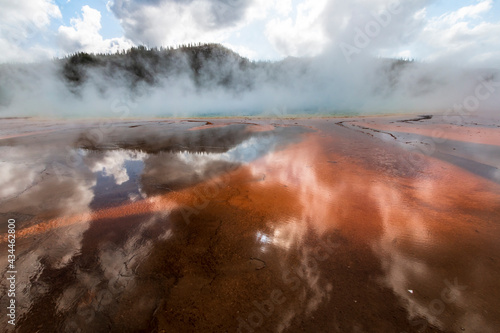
[443,0,493,23]
[415,0,500,66]
[274,0,293,17]
[311,0,500,67]
[107,0,274,47]
[265,0,329,57]
[105,0,314,57]
[1,0,499,66]
[222,42,259,60]
[322,0,430,59]
[57,5,134,54]
[89,150,146,185]
[396,49,412,59]
[0,0,61,62]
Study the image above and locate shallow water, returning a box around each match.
[1,118,499,332]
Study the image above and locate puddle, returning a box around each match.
[0,119,499,332]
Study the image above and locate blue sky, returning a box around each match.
[56,0,123,39]
[1,0,499,65]
[427,0,500,17]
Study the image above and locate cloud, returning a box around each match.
[443,0,493,23]
[221,42,259,59]
[1,0,500,119]
[1,0,500,65]
[322,0,431,59]
[318,0,500,67]
[0,0,61,62]
[107,0,269,46]
[104,0,500,65]
[58,5,134,54]
[415,0,500,66]
[265,0,329,57]
[88,150,146,185]
[273,0,292,17]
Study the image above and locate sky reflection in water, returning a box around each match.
[0,121,499,332]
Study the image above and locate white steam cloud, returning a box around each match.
[0,0,499,118]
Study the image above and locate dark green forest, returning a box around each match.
[60,43,265,91]
[0,43,436,116]
[58,43,416,92]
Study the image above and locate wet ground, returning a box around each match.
[1,115,500,332]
